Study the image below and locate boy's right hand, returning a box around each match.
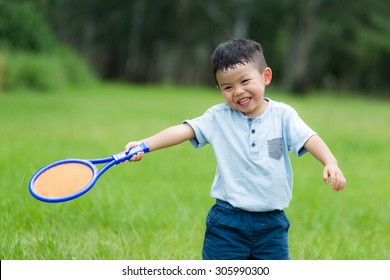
[124,141,145,162]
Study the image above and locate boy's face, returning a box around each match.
[216,63,272,117]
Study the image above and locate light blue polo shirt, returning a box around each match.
[184,98,316,212]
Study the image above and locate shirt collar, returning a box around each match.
[234,97,272,122]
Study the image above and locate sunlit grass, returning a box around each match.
[1,83,389,259]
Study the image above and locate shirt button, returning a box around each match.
[251,143,256,147]
[251,129,255,134]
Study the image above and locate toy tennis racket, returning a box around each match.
[29,143,149,203]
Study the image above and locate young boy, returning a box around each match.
[125,38,346,260]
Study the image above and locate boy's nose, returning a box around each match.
[234,86,245,97]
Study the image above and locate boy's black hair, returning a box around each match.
[211,38,267,85]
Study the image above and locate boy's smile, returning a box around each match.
[237,97,251,106]
[216,63,272,117]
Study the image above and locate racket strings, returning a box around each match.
[33,162,94,198]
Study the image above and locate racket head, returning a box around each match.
[29,159,98,203]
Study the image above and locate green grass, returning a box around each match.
[1,83,389,259]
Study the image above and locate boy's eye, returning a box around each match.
[223,86,232,91]
[242,79,250,84]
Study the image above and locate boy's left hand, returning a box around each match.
[323,163,346,192]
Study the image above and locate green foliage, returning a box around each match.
[0,1,56,52]
[0,1,95,91]
[37,0,390,95]
[0,47,95,92]
[2,0,390,94]
[312,0,390,93]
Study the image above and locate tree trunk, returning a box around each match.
[281,0,321,94]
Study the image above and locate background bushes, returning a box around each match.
[1,47,95,91]
[0,1,95,92]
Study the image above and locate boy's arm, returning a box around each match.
[124,123,196,161]
[304,135,347,192]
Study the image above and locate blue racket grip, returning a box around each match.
[113,142,150,164]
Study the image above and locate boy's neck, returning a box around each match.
[244,98,269,118]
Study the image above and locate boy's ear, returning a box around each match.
[262,67,272,85]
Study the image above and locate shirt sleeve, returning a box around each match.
[287,110,317,157]
[183,108,215,149]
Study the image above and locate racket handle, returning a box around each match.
[113,142,150,164]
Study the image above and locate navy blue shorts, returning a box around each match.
[202,200,290,260]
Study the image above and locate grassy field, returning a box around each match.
[1,83,389,260]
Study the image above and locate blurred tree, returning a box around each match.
[312,0,390,93]
[0,1,56,52]
[9,0,390,95]
[0,0,95,91]
[280,0,321,94]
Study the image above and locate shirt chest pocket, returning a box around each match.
[267,137,283,160]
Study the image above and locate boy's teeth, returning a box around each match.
[238,98,250,104]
